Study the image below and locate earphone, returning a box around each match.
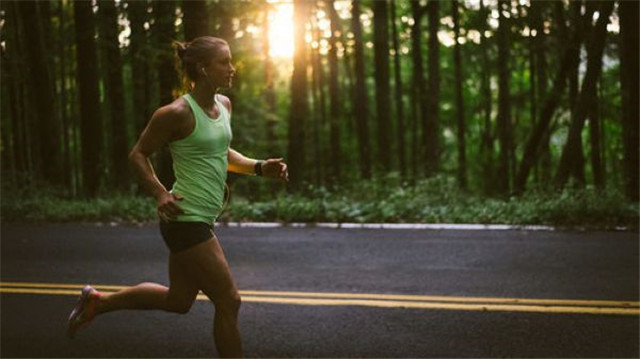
[202,68,207,75]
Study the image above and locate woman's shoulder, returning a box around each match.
[216,94,232,114]
[152,97,191,123]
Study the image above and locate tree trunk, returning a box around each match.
[496,0,513,194]
[410,1,426,178]
[327,0,341,181]
[17,0,62,185]
[351,0,371,179]
[56,0,73,191]
[182,0,209,41]
[153,0,179,189]
[531,0,550,185]
[556,1,614,188]
[99,0,129,190]
[390,0,406,178]
[452,0,466,189]
[311,22,324,184]
[74,0,103,197]
[262,6,278,158]
[126,0,152,136]
[288,0,310,186]
[588,81,603,189]
[514,1,590,193]
[618,0,639,201]
[478,0,494,195]
[373,0,392,172]
[425,0,440,176]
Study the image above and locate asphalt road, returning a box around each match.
[1,222,638,358]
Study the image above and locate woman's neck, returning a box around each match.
[190,82,218,108]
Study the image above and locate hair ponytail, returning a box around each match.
[174,41,189,61]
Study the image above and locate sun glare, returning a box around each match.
[268,1,295,58]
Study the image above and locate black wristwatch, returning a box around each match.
[254,160,264,176]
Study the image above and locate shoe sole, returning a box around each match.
[67,285,93,339]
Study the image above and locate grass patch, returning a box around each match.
[2,175,638,229]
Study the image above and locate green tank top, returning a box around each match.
[169,93,232,224]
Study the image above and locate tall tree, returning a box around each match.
[373,0,392,172]
[530,0,550,184]
[556,1,614,188]
[74,0,103,196]
[327,0,342,181]
[17,1,61,185]
[98,0,129,190]
[288,0,310,186]
[588,80,604,188]
[409,1,426,177]
[127,0,152,135]
[262,6,278,158]
[496,0,513,194]
[182,0,209,40]
[618,0,639,201]
[310,16,327,184]
[56,0,74,190]
[452,0,466,189]
[478,0,494,194]
[514,4,592,193]
[390,0,406,177]
[425,0,440,176]
[351,0,371,179]
[153,0,179,189]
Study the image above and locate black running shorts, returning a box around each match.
[159,221,214,253]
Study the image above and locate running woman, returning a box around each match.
[67,36,289,358]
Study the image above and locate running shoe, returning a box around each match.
[67,285,100,339]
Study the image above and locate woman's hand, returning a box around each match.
[261,158,289,182]
[156,192,184,221]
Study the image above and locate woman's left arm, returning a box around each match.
[228,149,289,182]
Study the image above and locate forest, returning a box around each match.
[1,0,638,226]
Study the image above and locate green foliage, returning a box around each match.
[2,176,636,229]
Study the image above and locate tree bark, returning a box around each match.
[496,0,513,194]
[452,0,466,189]
[514,1,588,194]
[351,0,371,179]
[99,0,129,190]
[288,0,310,186]
[390,0,406,178]
[556,1,614,188]
[530,0,551,184]
[127,0,152,136]
[410,1,426,178]
[74,0,103,197]
[373,0,392,172]
[478,0,494,195]
[153,0,179,189]
[588,81,603,189]
[262,6,278,158]
[619,0,639,201]
[327,0,341,181]
[17,0,62,185]
[425,0,440,176]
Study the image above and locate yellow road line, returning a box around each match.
[1,282,639,316]
[1,281,637,308]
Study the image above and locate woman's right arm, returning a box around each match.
[129,106,184,220]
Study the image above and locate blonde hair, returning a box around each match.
[174,36,228,82]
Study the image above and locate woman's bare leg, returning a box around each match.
[95,253,200,315]
[175,237,243,358]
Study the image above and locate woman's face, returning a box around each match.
[202,45,235,89]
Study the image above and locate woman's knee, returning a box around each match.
[213,290,241,313]
[166,297,195,314]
